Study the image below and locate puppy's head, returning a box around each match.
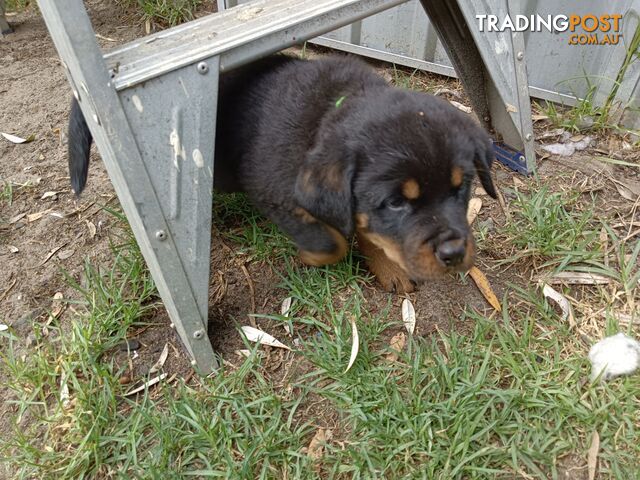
[295,89,496,282]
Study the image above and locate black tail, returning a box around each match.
[68,97,93,195]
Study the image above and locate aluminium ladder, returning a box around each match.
[35,0,534,373]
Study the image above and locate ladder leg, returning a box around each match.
[36,0,219,374]
[0,0,12,35]
[418,0,535,173]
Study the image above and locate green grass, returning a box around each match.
[502,185,600,270]
[117,0,204,27]
[4,0,31,11]
[541,25,640,135]
[2,179,640,479]
[0,181,12,208]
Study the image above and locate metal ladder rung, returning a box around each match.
[105,0,409,91]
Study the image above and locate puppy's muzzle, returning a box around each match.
[435,238,467,268]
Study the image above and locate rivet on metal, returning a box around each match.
[193,329,205,339]
[525,133,533,141]
[191,359,197,366]
[156,230,167,241]
[516,51,524,61]
[518,155,526,163]
[197,61,209,74]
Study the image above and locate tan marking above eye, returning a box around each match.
[451,166,464,188]
[401,178,420,200]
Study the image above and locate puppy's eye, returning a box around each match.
[384,196,407,211]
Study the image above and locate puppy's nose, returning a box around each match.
[436,239,466,267]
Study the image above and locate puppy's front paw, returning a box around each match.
[374,261,414,293]
[357,231,414,293]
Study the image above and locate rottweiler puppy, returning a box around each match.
[69,54,496,293]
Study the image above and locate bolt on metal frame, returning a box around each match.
[36,0,534,373]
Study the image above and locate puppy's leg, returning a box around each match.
[276,207,348,266]
[357,231,414,293]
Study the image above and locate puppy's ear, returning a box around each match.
[294,133,356,238]
[474,139,497,199]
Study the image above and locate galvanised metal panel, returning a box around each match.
[315,0,640,110]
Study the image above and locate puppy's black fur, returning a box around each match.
[68,54,496,292]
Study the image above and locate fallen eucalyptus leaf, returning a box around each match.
[60,371,71,409]
[86,220,97,238]
[1,132,35,144]
[386,332,406,362]
[51,292,65,318]
[281,297,293,316]
[548,272,610,285]
[469,267,501,311]
[27,209,52,222]
[449,100,472,114]
[401,298,416,335]
[41,191,60,200]
[467,197,482,225]
[240,326,291,350]
[124,373,167,396]
[57,249,75,260]
[149,343,169,374]
[542,284,576,328]
[307,428,332,461]
[345,315,359,373]
[587,430,600,480]
[9,213,25,224]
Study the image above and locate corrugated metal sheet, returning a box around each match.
[227,0,640,127]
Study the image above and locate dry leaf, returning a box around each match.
[401,298,416,335]
[124,373,167,396]
[449,100,472,114]
[27,209,52,222]
[281,297,293,335]
[599,227,609,268]
[57,249,75,260]
[474,187,487,196]
[345,315,359,373]
[51,292,65,318]
[386,332,406,362]
[240,326,291,350]
[542,284,576,328]
[149,343,169,374]
[41,191,60,200]
[467,197,482,225]
[86,220,97,238]
[281,297,293,316]
[307,428,332,461]
[1,132,35,144]
[469,267,501,311]
[9,213,25,224]
[587,430,600,480]
[505,103,518,113]
[615,183,637,201]
[513,177,526,188]
[548,272,610,285]
[9,245,19,253]
[531,114,549,121]
[60,371,71,409]
[235,349,264,358]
